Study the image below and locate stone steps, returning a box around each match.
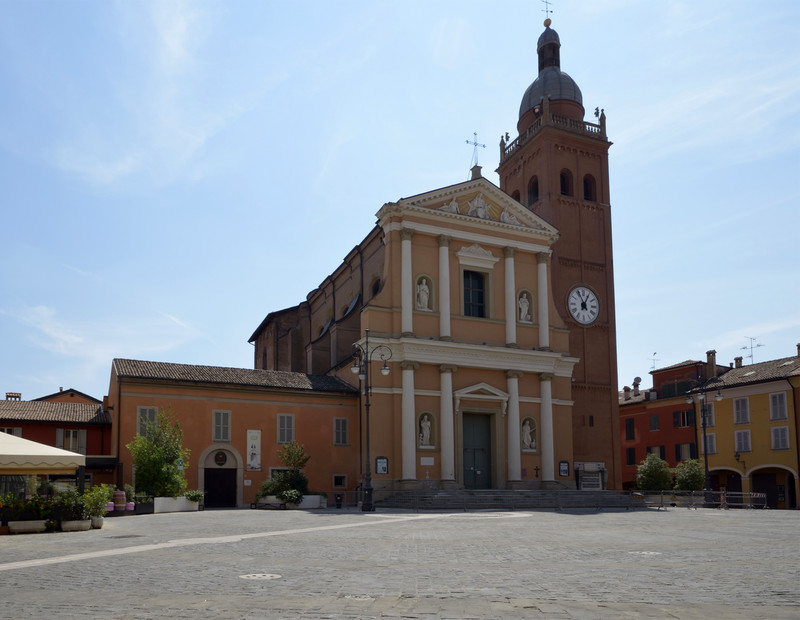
[373,489,640,511]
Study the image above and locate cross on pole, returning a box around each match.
[466,131,485,171]
[542,0,553,19]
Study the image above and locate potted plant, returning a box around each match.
[124,484,136,511]
[7,494,53,534]
[83,485,114,529]
[56,488,90,532]
[182,489,204,510]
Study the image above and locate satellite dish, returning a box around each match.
[633,376,642,385]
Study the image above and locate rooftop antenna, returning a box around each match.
[650,352,660,371]
[741,337,764,364]
[465,131,485,176]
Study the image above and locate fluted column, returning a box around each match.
[506,370,523,482]
[539,372,554,481]
[401,361,419,480]
[537,253,550,348]
[401,228,414,334]
[439,364,457,481]
[438,235,451,338]
[504,247,516,345]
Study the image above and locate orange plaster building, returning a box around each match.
[105,360,358,507]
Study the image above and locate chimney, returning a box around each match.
[633,376,641,396]
[623,386,631,401]
[734,356,743,368]
[797,343,800,357]
[5,392,21,401]
[706,350,717,378]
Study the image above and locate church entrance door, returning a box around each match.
[463,413,491,489]
[204,468,236,508]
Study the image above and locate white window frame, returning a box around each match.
[703,433,716,455]
[734,429,751,453]
[56,428,87,455]
[702,402,715,428]
[771,426,789,450]
[770,393,788,421]
[137,406,158,436]
[278,414,294,444]
[213,410,231,442]
[333,418,348,446]
[734,398,750,424]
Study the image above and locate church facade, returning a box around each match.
[250,19,621,492]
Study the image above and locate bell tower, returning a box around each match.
[497,19,621,489]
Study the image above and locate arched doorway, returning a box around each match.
[202,448,239,508]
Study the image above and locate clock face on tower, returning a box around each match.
[567,286,599,325]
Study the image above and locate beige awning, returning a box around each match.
[0,432,85,475]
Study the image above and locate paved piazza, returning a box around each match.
[0,506,797,619]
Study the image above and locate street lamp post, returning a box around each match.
[686,383,723,507]
[351,329,391,512]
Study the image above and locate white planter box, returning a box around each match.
[154,497,200,513]
[8,520,47,534]
[61,519,92,532]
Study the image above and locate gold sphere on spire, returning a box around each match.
[544,18,551,27]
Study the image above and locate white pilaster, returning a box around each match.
[401,229,414,334]
[438,235,451,338]
[539,372,554,481]
[401,361,419,480]
[439,365,456,481]
[537,253,550,349]
[504,247,516,345]
[506,370,522,482]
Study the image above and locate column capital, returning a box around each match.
[401,361,420,371]
[438,234,451,247]
[539,372,554,382]
[401,228,415,241]
[536,252,550,265]
[506,369,523,379]
[503,246,516,258]
[439,364,458,374]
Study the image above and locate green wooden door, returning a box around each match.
[463,413,491,489]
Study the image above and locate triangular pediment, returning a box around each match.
[377,176,558,241]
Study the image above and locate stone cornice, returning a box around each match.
[373,336,577,377]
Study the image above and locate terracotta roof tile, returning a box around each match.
[112,359,358,394]
[0,401,110,425]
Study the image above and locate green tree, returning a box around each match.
[126,408,190,497]
[259,441,310,501]
[674,459,705,491]
[635,453,673,491]
[278,440,310,471]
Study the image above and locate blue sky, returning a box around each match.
[2,0,799,401]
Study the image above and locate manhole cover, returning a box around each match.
[240,573,281,580]
[106,535,144,539]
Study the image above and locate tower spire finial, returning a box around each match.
[542,0,553,26]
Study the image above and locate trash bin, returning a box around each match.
[335,493,343,509]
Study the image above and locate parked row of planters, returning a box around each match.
[0,486,204,534]
[0,485,115,534]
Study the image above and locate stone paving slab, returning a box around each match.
[0,507,798,619]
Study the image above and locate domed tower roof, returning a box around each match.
[519,19,583,120]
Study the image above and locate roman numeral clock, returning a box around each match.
[567,285,599,325]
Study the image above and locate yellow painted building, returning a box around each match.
[689,348,800,509]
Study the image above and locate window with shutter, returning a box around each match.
[734,430,751,452]
[734,398,749,424]
[770,393,787,420]
[771,426,789,450]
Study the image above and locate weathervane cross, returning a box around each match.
[542,0,553,19]
[466,131,486,171]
